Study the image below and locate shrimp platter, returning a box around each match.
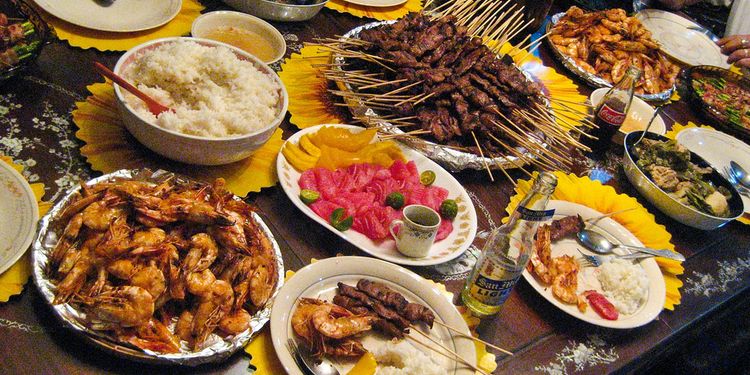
[548,6,680,97]
[32,169,283,365]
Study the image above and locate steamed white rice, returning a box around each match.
[122,40,280,138]
[373,341,444,375]
[597,258,649,315]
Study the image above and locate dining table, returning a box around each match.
[1,0,749,374]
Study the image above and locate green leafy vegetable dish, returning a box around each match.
[633,138,732,217]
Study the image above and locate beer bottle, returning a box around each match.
[461,172,557,317]
[587,66,641,153]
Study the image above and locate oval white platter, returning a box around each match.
[33,0,181,33]
[276,124,478,266]
[521,200,666,329]
[270,256,476,375]
[0,160,38,275]
[635,9,729,69]
[676,127,750,216]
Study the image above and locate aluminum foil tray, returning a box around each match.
[546,12,674,102]
[31,169,284,366]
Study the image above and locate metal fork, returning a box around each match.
[577,249,653,268]
[287,338,340,375]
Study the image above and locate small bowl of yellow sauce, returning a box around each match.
[590,88,667,136]
[192,11,286,64]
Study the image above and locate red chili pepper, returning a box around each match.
[584,290,619,320]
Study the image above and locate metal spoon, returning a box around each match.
[577,229,685,262]
[93,61,172,116]
[729,161,750,190]
[633,106,663,146]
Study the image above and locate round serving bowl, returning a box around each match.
[191,11,286,64]
[223,0,328,22]
[113,37,288,166]
[590,88,667,136]
[622,131,745,230]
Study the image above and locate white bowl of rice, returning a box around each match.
[113,37,288,165]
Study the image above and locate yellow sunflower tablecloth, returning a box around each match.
[37,0,204,51]
[504,171,684,311]
[245,269,498,375]
[73,81,284,197]
[0,156,50,302]
[280,42,588,131]
[326,0,422,21]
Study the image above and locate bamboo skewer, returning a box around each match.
[407,328,491,375]
[432,320,514,356]
[471,131,495,181]
[584,207,639,223]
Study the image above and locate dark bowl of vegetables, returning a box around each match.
[0,0,52,84]
[685,65,750,142]
[623,131,744,230]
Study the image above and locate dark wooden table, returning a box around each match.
[1,1,749,374]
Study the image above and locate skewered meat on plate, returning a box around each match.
[48,177,278,353]
[550,6,680,95]
[346,13,551,157]
[291,278,437,358]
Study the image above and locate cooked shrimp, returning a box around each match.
[192,280,234,349]
[51,213,84,265]
[183,233,219,274]
[551,255,579,304]
[605,8,626,22]
[81,201,122,231]
[218,308,252,335]
[208,210,250,255]
[124,318,181,354]
[94,216,132,258]
[186,269,217,297]
[292,298,338,343]
[84,286,155,327]
[175,310,195,342]
[54,247,94,304]
[130,264,166,300]
[311,309,375,339]
[530,225,553,284]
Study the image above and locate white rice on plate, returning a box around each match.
[372,340,445,375]
[121,40,280,138]
[597,258,650,315]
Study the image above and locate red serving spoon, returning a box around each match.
[93,61,172,116]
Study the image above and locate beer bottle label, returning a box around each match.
[469,257,522,306]
[597,103,626,126]
[516,206,555,221]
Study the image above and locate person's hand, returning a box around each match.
[718,35,750,68]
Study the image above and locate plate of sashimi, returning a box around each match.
[277,124,478,266]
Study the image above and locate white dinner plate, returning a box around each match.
[33,0,181,33]
[635,9,729,69]
[276,124,478,266]
[342,0,408,8]
[676,127,750,215]
[521,200,666,329]
[270,256,476,375]
[0,161,38,275]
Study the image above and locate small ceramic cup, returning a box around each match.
[389,205,441,258]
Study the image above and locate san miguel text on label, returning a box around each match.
[461,172,557,317]
[588,66,641,153]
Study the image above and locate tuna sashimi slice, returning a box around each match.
[435,219,453,241]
